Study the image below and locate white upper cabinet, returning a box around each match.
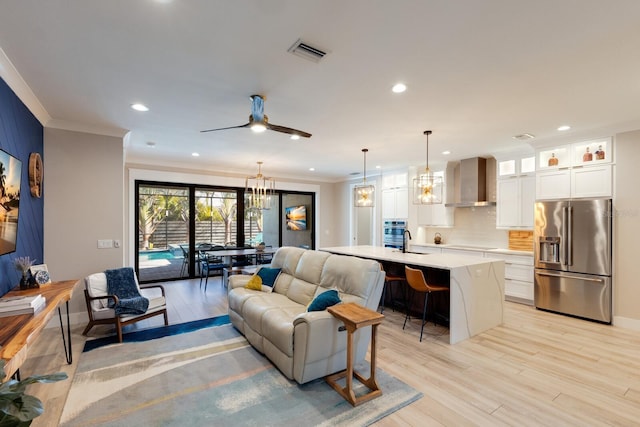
[382,172,409,219]
[535,137,613,200]
[496,152,535,229]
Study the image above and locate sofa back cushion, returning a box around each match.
[269,247,383,309]
[319,255,382,308]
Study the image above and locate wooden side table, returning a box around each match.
[326,302,385,406]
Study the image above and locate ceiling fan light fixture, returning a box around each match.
[251,123,267,133]
[413,130,443,205]
[290,134,300,140]
[354,148,375,208]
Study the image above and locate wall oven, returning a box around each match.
[383,220,406,249]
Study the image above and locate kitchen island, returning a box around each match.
[320,245,505,344]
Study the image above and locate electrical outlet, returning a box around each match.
[113,240,121,248]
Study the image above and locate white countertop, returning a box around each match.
[320,245,503,270]
[410,243,533,257]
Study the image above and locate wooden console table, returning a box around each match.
[326,302,384,406]
[0,279,79,380]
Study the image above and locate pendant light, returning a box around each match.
[245,161,275,210]
[413,130,443,204]
[354,148,375,207]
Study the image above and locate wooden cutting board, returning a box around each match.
[509,230,533,252]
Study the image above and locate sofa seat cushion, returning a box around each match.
[261,306,307,357]
[228,287,263,314]
[242,294,305,355]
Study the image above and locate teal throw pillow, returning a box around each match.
[307,289,342,312]
[257,267,281,287]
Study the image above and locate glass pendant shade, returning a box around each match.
[354,148,375,207]
[245,161,275,210]
[413,130,443,205]
[413,168,443,204]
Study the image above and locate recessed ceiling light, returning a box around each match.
[309,167,315,171]
[375,165,381,169]
[392,83,407,93]
[558,125,571,131]
[131,103,149,112]
[291,134,300,140]
[442,150,450,155]
[192,152,200,157]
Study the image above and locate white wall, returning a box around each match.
[612,130,640,327]
[44,128,124,318]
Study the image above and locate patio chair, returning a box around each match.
[179,245,189,277]
[199,246,227,290]
[82,269,169,342]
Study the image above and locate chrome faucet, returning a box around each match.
[402,229,412,253]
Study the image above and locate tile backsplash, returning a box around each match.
[415,206,509,248]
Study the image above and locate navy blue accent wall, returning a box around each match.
[0,77,44,295]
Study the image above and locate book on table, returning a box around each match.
[0,294,46,313]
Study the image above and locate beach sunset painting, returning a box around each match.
[285,205,307,231]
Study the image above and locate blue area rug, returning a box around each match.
[64,322,422,426]
[82,314,231,352]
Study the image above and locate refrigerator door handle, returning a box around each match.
[562,207,569,266]
[536,271,605,283]
[567,206,573,266]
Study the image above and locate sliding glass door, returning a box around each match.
[135,181,315,283]
[137,184,190,282]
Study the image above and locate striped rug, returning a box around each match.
[61,321,422,426]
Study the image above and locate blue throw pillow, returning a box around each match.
[257,267,281,287]
[307,289,342,312]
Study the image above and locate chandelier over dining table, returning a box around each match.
[245,161,275,210]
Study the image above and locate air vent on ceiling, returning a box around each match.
[512,133,535,141]
[287,39,327,63]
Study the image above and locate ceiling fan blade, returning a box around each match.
[200,123,250,133]
[266,123,312,138]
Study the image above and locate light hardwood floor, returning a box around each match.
[21,277,640,426]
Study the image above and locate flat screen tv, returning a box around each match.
[0,149,22,256]
[285,205,307,231]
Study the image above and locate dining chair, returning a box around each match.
[403,265,449,342]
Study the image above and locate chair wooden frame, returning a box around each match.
[403,266,449,342]
[82,284,169,343]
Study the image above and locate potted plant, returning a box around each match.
[0,360,67,426]
[13,257,35,290]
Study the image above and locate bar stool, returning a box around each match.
[379,265,406,314]
[403,266,449,342]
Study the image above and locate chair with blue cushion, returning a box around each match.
[199,247,227,290]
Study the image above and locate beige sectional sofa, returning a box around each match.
[227,246,385,384]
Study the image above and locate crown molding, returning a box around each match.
[45,119,128,139]
[0,46,51,125]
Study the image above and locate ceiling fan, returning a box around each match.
[201,95,312,139]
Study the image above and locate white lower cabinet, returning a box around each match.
[440,248,485,257]
[409,245,442,254]
[485,252,533,304]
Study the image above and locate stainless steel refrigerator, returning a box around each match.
[534,198,612,323]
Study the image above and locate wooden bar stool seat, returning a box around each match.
[403,265,449,342]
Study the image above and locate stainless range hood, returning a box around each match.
[445,157,497,207]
